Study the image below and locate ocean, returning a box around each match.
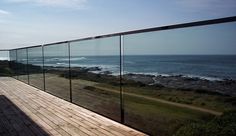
[39,55,236,81]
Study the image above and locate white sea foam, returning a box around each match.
[0,57,9,60]
[70,57,86,61]
[123,71,172,77]
[122,72,223,81]
[70,63,119,75]
[45,57,87,62]
[44,58,60,62]
[182,74,223,81]
[56,63,67,66]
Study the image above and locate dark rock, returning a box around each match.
[100,71,112,75]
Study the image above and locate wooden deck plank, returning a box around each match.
[10,95,64,136]
[16,83,140,136]
[0,82,70,136]
[1,80,89,136]
[7,78,141,136]
[6,81,107,136]
[0,77,147,136]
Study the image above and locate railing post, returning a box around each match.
[26,48,29,84]
[68,42,72,103]
[16,49,18,80]
[7,50,10,77]
[120,35,124,123]
[42,45,46,91]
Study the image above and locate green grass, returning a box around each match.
[82,83,214,136]
[175,110,236,136]
[90,83,236,135]
[97,83,236,112]
[123,90,213,136]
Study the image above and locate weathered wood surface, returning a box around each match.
[0,77,147,136]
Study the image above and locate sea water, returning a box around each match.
[38,55,236,81]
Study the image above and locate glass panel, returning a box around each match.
[9,50,17,78]
[28,46,44,90]
[0,50,10,76]
[17,49,28,83]
[0,51,9,61]
[70,36,121,122]
[123,22,236,136]
[44,43,70,101]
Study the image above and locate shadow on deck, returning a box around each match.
[0,95,50,136]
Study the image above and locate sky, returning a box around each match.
[0,0,236,50]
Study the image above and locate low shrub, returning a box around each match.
[175,110,236,136]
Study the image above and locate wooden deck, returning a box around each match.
[0,77,146,136]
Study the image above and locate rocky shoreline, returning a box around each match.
[124,73,236,96]
[48,66,236,97]
[69,67,236,96]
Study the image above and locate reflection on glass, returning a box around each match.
[44,43,70,101]
[0,51,9,60]
[9,50,17,79]
[9,50,17,78]
[0,50,10,76]
[28,46,44,90]
[70,36,121,122]
[123,22,236,136]
[17,49,28,83]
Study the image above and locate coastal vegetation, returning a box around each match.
[175,110,236,136]
[0,60,11,76]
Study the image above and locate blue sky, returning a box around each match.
[0,0,236,50]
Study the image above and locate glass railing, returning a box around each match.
[0,50,10,76]
[122,21,236,136]
[17,48,28,83]
[70,36,122,122]
[44,43,71,101]
[28,46,44,90]
[5,16,236,136]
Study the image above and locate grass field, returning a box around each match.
[79,83,215,136]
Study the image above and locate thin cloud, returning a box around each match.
[0,9,10,15]
[0,9,10,24]
[7,0,88,9]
